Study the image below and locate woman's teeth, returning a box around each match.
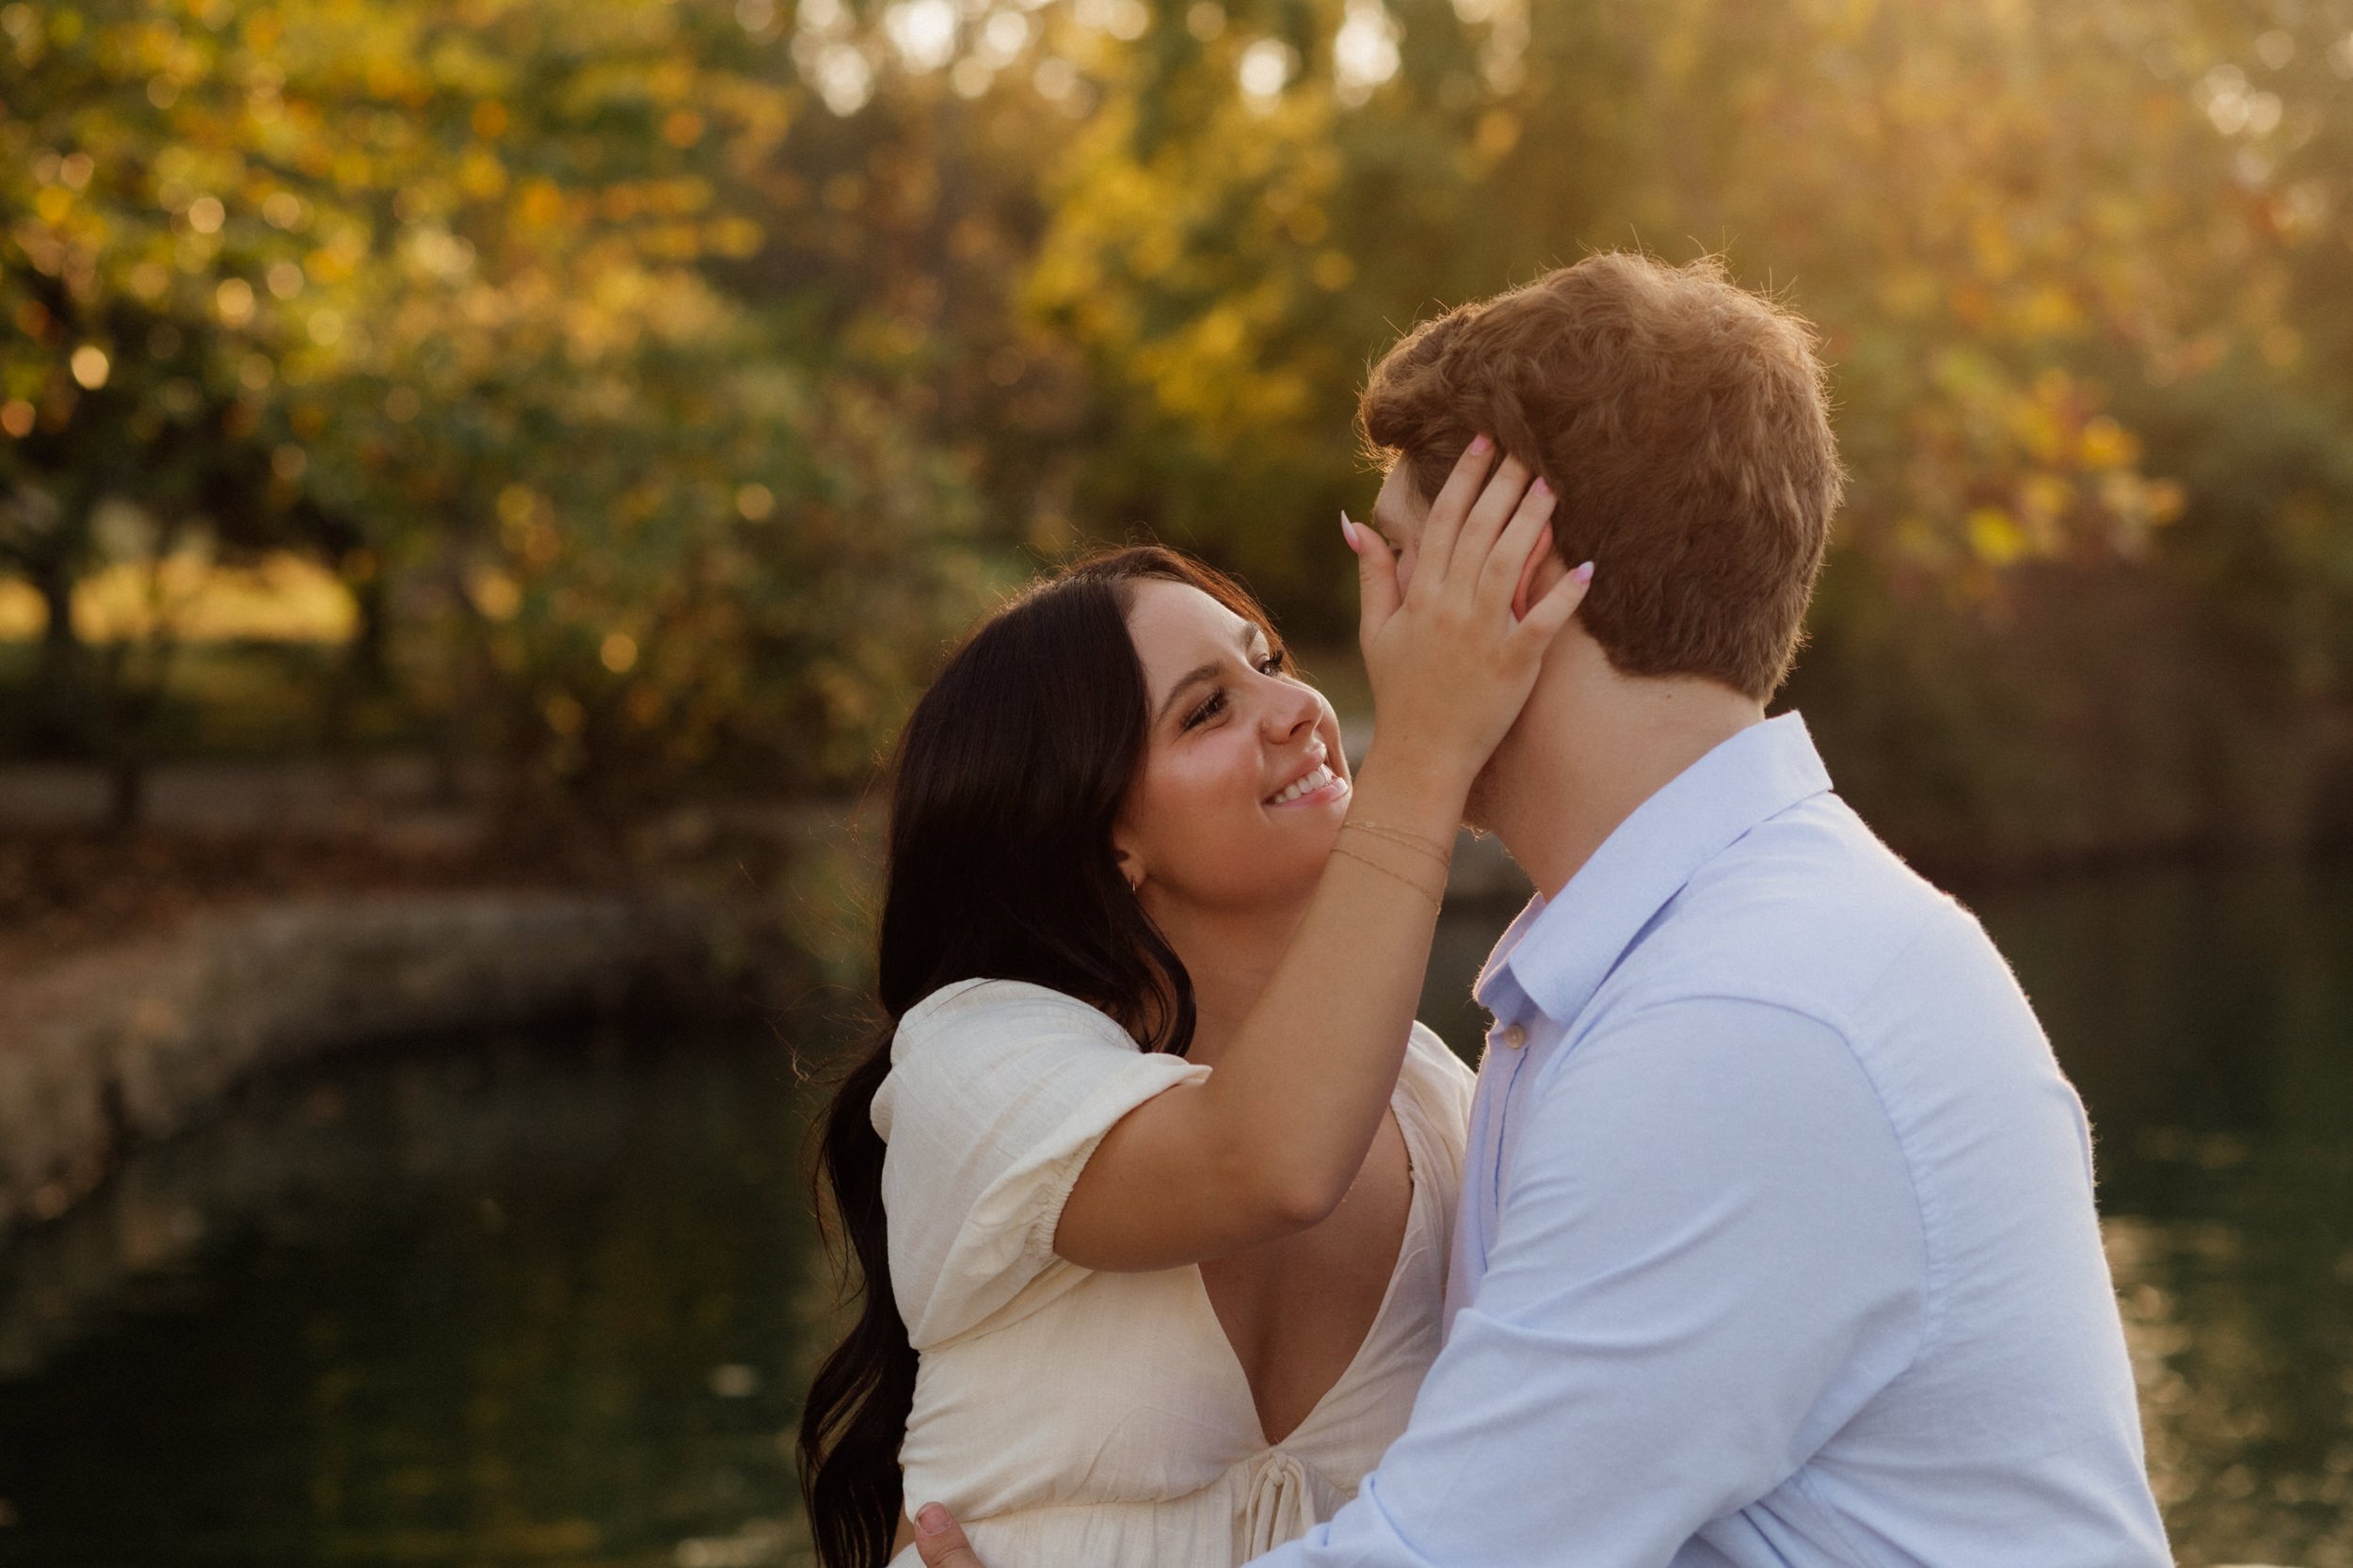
[1268,764,1335,805]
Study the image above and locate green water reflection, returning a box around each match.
[1,861,2348,1567]
[0,1032,837,1567]
[1983,863,2353,1568]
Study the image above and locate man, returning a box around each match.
[915,253,2171,1566]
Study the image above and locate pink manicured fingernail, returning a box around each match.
[1468,434,1493,455]
[1531,476,1552,498]
[1339,511,1361,552]
[1571,560,1595,584]
[918,1504,951,1535]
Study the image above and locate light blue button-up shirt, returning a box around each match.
[1256,712,2170,1568]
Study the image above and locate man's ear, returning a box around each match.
[1513,525,1565,622]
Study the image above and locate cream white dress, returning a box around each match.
[872,977,1473,1568]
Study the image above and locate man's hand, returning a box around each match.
[911,1503,989,1568]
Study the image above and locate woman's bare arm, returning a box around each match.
[1054,444,1590,1272]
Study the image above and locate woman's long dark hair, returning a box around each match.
[795,546,1289,1568]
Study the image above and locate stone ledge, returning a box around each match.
[0,890,702,1233]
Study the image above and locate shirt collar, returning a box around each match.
[1473,711,1833,1028]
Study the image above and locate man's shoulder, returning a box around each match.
[1617,792,2009,1033]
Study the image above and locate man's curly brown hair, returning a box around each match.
[1359,252,1844,702]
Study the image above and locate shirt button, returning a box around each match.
[1499,1023,1528,1050]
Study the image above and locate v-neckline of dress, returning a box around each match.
[1190,1103,1424,1450]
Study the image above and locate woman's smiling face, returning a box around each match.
[1113,578,1352,913]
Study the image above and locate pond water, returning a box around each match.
[2,860,2349,1568]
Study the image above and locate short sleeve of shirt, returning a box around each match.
[872,978,1209,1347]
[1396,1021,1477,1187]
[1399,1023,1475,1128]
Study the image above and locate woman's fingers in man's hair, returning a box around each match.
[912,1503,989,1568]
[1451,454,1541,587]
[1414,433,1499,584]
[1481,474,1557,613]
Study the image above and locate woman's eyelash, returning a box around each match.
[1180,652,1286,730]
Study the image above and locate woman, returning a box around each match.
[797,444,1590,1568]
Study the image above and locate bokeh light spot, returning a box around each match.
[1239,39,1295,103]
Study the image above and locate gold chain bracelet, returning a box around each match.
[1330,841,1446,914]
[1341,818,1454,870]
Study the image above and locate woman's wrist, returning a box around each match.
[1347,744,1472,846]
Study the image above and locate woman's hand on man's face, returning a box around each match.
[1346,437,1593,810]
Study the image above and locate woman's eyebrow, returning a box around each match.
[1153,620,1261,727]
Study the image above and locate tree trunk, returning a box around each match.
[323,557,391,750]
[105,752,147,834]
[345,560,390,688]
[27,552,88,752]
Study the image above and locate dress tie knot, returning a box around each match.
[1239,1449,1322,1558]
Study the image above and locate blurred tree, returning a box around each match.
[6,0,2350,861]
[0,0,988,817]
[801,0,2353,861]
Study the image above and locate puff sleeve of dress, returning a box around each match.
[872,977,1211,1349]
